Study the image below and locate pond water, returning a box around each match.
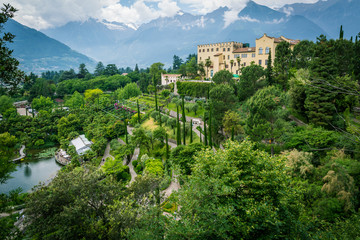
[0,150,63,194]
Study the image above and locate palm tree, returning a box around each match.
[236,57,241,74]
[205,58,212,80]
[230,59,234,73]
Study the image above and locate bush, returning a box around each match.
[176,81,212,98]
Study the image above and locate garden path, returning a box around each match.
[100,142,114,166]
[11,145,26,162]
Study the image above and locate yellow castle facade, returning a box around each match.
[197,34,300,79]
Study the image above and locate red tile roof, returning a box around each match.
[233,47,256,53]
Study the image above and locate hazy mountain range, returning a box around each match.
[4,0,359,73]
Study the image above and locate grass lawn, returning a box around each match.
[141,118,200,144]
[166,102,205,118]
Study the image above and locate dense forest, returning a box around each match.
[1,3,360,239]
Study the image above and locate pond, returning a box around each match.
[0,149,63,194]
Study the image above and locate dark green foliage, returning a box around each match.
[0,4,25,95]
[170,143,203,175]
[274,41,292,89]
[56,74,131,96]
[266,48,273,85]
[176,81,212,97]
[237,63,265,101]
[182,95,186,145]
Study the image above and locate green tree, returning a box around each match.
[104,64,119,76]
[0,95,14,115]
[292,40,315,69]
[209,84,236,131]
[32,96,54,112]
[245,86,289,155]
[0,132,17,184]
[149,62,165,86]
[0,4,25,95]
[222,110,243,138]
[115,83,141,100]
[25,167,125,239]
[274,41,292,89]
[266,48,273,85]
[84,88,103,103]
[288,69,310,120]
[94,61,105,76]
[237,63,265,101]
[77,63,89,79]
[167,140,304,239]
[185,57,198,79]
[205,58,212,79]
[212,69,233,85]
[172,55,183,71]
[65,91,84,109]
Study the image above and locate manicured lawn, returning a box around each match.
[141,118,200,144]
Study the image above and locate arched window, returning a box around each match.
[259,47,263,55]
[265,47,270,54]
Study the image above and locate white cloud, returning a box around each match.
[1,0,324,30]
[2,0,180,30]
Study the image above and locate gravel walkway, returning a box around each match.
[100,142,114,167]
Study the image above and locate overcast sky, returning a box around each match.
[1,0,320,30]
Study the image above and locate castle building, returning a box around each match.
[197,34,300,79]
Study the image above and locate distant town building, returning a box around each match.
[70,134,93,155]
[197,33,300,79]
[161,73,182,85]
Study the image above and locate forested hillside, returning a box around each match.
[2,3,360,239]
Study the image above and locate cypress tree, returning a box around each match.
[159,111,162,127]
[266,49,273,85]
[209,103,212,147]
[165,133,169,160]
[124,118,128,144]
[204,113,208,146]
[231,126,234,141]
[182,95,186,145]
[137,99,141,124]
[176,105,181,145]
[190,119,193,143]
[339,25,344,40]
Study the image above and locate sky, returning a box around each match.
[0,0,320,30]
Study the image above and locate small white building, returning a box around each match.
[70,134,93,155]
[161,73,182,85]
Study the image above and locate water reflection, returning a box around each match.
[24,164,32,177]
[0,155,62,194]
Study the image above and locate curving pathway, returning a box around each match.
[100,142,114,167]
[11,145,26,162]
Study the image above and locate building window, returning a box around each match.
[211,70,214,77]
[227,48,230,51]
[234,63,236,66]
[265,47,270,54]
[243,62,246,67]
[199,49,201,53]
[216,48,219,51]
[259,47,263,55]
[234,54,240,58]
[265,60,268,65]
[211,48,213,52]
[223,48,226,51]
[252,53,256,58]
[200,57,202,60]
[207,49,209,52]
[203,49,205,52]
[241,54,247,58]
[259,60,262,65]
[228,55,230,60]
[223,56,225,60]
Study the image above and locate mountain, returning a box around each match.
[4,19,96,74]
[40,1,327,68]
[42,18,135,63]
[281,0,360,38]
